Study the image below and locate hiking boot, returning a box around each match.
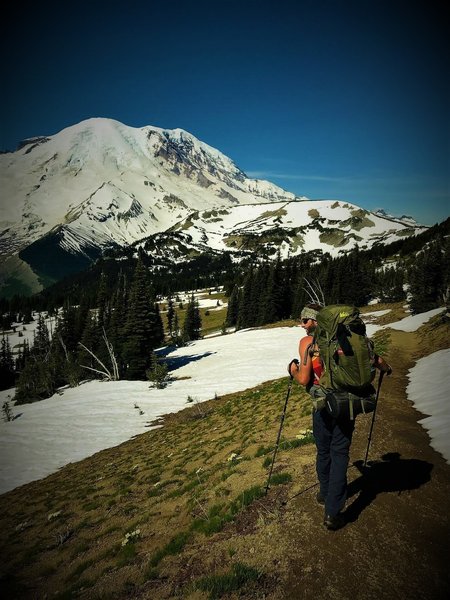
[323,512,345,531]
[316,492,325,505]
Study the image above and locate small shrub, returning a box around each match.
[268,472,292,486]
[117,542,137,566]
[262,456,272,468]
[67,558,95,581]
[255,445,274,457]
[144,566,159,581]
[2,401,13,422]
[146,354,169,389]
[279,432,314,450]
[229,486,264,516]
[149,531,190,567]
[192,515,229,535]
[195,562,261,599]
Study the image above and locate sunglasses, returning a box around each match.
[301,318,310,324]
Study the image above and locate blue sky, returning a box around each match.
[2,0,448,225]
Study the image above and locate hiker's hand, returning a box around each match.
[288,358,299,377]
[376,355,392,375]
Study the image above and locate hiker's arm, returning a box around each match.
[375,354,392,375]
[289,336,313,386]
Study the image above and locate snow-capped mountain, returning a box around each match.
[0,118,302,256]
[0,117,425,295]
[138,199,424,263]
[373,209,419,227]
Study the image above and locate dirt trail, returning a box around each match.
[279,325,450,600]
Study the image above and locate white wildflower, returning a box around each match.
[121,528,141,546]
[227,453,242,463]
[296,429,312,439]
[47,510,62,521]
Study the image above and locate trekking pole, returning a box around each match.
[363,371,385,467]
[265,375,293,495]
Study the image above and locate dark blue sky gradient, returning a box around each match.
[2,0,448,225]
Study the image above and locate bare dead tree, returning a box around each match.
[102,327,119,380]
[303,277,326,307]
[78,328,119,381]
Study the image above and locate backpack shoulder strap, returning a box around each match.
[303,341,313,365]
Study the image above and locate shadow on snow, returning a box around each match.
[161,350,217,372]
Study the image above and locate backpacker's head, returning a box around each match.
[300,303,321,333]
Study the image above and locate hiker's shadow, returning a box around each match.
[344,452,433,523]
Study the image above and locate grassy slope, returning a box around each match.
[159,290,229,338]
[0,377,314,599]
[1,304,449,600]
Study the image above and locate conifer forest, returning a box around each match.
[1,219,448,403]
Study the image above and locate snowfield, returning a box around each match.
[406,349,450,466]
[0,307,448,494]
[0,327,302,494]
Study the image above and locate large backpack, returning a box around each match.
[312,304,376,419]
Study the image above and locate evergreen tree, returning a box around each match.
[75,295,91,344]
[167,294,175,337]
[14,358,55,404]
[97,271,110,329]
[182,294,202,341]
[347,247,374,306]
[57,303,79,353]
[146,351,169,388]
[258,260,285,324]
[15,315,60,404]
[122,259,164,379]
[377,265,405,303]
[108,270,128,374]
[0,336,15,390]
[408,237,448,313]
[15,340,30,373]
[33,314,51,358]
[225,285,240,327]
[172,312,181,345]
[254,263,270,325]
[23,307,33,324]
[236,268,257,329]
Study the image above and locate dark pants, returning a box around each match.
[313,408,355,517]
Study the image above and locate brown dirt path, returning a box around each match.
[279,324,450,600]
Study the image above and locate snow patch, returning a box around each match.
[406,349,450,464]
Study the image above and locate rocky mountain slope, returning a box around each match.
[0,118,426,295]
[0,118,301,256]
[138,199,424,264]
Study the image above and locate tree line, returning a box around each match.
[1,259,202,400]
[224,234,449,330]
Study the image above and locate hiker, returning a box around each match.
[288,303,392,530]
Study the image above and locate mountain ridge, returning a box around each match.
[0,117,426,296]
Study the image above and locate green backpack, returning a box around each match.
[313,304,376,419]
